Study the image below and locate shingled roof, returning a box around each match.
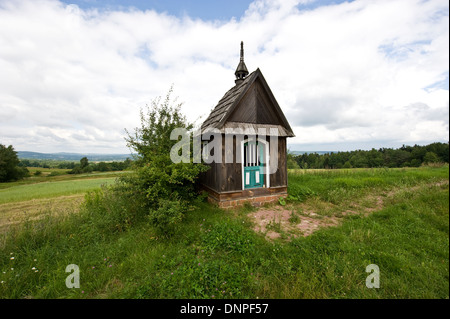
[202,70,255,129]
[201,68,295,137]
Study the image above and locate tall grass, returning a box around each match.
[288,166,448,203]
[0,166,448,299]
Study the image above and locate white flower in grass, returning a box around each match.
[10,257,14,260]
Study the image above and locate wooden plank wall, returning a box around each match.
[227,78,284,127]
[269,137,287,188]
[200,134,287,193]
[228,82,257,123]
[255,83,284,125]
[199,162,218,192]
[221,135,241,192]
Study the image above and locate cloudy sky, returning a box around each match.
[0,0,448,154]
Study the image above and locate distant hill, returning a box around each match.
[17,151,133,162]
[289,151,332,155]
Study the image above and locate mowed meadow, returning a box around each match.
[0,165,448,299]
[0,169,125,232]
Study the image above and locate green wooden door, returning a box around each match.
[243,141,264,189]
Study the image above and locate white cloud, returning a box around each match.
[0,0,448,153]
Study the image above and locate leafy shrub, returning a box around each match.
[77,88,208,237]
[121,88,208,235]
[148,199,186,236]
[0,144,29,182]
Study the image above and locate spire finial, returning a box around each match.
[235,41,249,85]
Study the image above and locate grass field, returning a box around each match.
[0,171,121,232]
[0,166,448,299]
[0,177,116,204]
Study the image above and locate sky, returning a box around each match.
[0,0,448,154]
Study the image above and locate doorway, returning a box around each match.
[243,141,265,189]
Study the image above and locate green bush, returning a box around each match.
[0,144,29,182]
[148,199,186,236]
[121,88,209,235]
[67,88,208,237]
[424,151,440,164]
[343,161,352,168]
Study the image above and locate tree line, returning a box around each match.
[2,141,449,183]
[66,157,132,174]
[288,142,449,169]
[1,143,133,182]
[17,157,132,172]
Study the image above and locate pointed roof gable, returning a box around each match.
[201,68,295,137]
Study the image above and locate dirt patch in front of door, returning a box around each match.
[249,206,340,240]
